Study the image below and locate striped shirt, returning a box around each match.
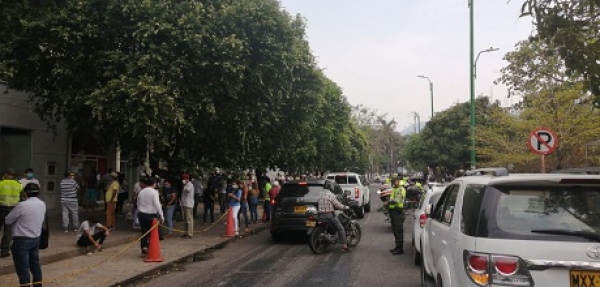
[60,178,79,202]
[318,191,344,213]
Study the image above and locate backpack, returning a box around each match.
[39,213,49,249]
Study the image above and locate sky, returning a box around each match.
[278,0,534,132]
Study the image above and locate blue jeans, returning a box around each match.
[165,205,176,234]
[263,201,271,221]
[248,197,258,223]
[11,237,42,287]
[237,204,249,227]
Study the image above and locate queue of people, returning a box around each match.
[0,166,287,285]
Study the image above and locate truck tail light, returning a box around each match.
[463,250,533,287]
[355,187,360,199]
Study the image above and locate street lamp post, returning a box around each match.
[469,0,498,169]
[469,47,498,169]
[469,0,475,169]
[417,75,434,119]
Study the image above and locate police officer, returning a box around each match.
[0,168,23,258]
[386,177,406,255]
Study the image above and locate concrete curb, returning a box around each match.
[110,225,269,287]
[0,235,139,276]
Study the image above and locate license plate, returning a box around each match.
[570,270,600,287]
[305,221,316,227]
[294,206,307,213]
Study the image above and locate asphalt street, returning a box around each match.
[130,185,420,287]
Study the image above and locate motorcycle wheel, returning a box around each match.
[308,226,329,254]
[346,222,362,247]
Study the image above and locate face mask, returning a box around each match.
[26,172,34,179]
[182,180,186,184]
[232,184,239,189]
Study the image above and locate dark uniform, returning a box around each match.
[388,179,407,255]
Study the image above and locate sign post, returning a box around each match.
[527,128,559,173]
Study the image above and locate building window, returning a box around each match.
[0,126,32,173]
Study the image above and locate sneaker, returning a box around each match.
[73,228,78,232]
[64,229,68,233]
[86,252,93,256]
[0,253,10,258]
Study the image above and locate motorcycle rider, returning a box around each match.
[386,177,407,255]
[317,187,350,252]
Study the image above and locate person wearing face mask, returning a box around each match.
[228,181,242,236]
[19,168,41,193]
[180,174,195,239]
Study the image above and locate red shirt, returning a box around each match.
[268,185,281,202]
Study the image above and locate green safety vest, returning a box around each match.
[389,187,406,210]
[264,182,272,200]
[0,179,23,207]
[416,182,423,192]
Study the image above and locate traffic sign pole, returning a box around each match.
[541,154,546,173]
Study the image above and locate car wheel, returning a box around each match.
[270,231,284,243]
[355,204,365,219]
[364,197,371,212]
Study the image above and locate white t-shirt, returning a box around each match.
[137,187,164,218]
[180,181,195,208]
[77,221,104,240]
[19,178,40,190]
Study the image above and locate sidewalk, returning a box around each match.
[0,203,268,287]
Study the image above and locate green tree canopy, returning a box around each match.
[520,0,600,104]
[0,0,367,173]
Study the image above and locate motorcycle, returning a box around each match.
[376,184,392,222]
[305,193,362,254]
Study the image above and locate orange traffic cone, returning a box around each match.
[223,207,235,237]
[144,218,163,262]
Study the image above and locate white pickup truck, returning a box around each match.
[325,172,371,218]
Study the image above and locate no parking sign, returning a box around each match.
[527,128,558,155]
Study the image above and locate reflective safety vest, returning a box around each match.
[388,186,406,210]
[415,182,423,192]
[264,182,272,200]
[0,179,23,207]
[385,178,391,184]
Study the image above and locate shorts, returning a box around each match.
[86,188,98,203]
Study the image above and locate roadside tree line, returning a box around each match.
[0,0,368,174]
[401,36,600,174]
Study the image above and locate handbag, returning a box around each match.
[39,213,49,250]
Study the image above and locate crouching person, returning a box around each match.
[76,215,109,255]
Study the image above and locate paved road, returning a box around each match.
[132,185,421,287]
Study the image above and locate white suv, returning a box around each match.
[420,173,600,287]
[325,172,371,218]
